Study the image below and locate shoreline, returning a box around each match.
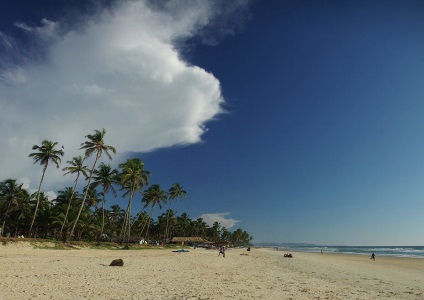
[1,243,423,299]
[268,245,424,259]
[286,249,424,260]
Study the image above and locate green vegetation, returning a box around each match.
[0,129,253,247]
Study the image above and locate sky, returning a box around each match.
[0,0,424,246]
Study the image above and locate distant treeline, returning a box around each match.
[0,129,253,246]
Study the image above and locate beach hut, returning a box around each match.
[171,237,209,246]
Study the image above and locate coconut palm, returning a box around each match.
[108,204,124,226]
[92,162,118,241]
[28,140,64,236]
[53,187,80,239]
[193,217,207,237]
[0,179,25,236]
[140,184,167,242]
[85,185,101,210]
[69,128,116,239]
[106,204,126,241]
[11,189,31,237]
[60,156,89,237]
[209,221,221,242]
[118,158,150,246]
[165,183,186,241]
[135,211,151,241]
[175,212,191,237]
[32,191,52,238]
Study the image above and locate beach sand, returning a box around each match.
[1,242,423,299]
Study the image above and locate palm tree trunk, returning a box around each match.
[29,164,47,237]
[99,186,108,243]
[99,198,105,242]
[137,214,147,240]
[139,206,155,242]
[145,207,155,241]
[119,208,129,244]
[59,174,80,239]
[125,190,135,246]
[119,188,133,245]
[1,200,13,237]
[1,216,6,237]
[1,218,5,237]
[164,203,172,242]
[69,153,100,239]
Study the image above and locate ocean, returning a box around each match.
[284,245,424,259]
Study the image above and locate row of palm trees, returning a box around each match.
[0,178,252,246]
[0,128,253,246]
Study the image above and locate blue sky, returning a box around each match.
[1,0,423,246]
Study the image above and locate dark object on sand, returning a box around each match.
[247,247,251,251]
[284,253,293,258]
[109,259,124,266]
[172,249,189,253]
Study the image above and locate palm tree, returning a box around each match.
[108,204,124,229]
[140,184,167,242]
[60,156,89,238]
[101,204,122,241]
[12,189,31,237]
[135,211,151,241]
[33,191,52,238]
[0,179,25,236]
[28,140,64,236]
[175,212,191,237]
[92,163,118,241]
[69,129,116,239]
[193,217,207,237]
[53,187,80,239]
[210,221,221,242]
[165,183,186,242]
[85,186,101,210]
[118,158,150,246]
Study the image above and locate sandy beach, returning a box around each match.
[0,242,423,299]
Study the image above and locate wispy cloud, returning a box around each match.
[200,213,240,229]
[14,18,59,41]
[0,0,250,191]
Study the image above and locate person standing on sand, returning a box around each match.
[371,252,375,261]
[218,245,226,258]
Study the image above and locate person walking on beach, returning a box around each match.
[218,245,226,258]
[371,252,375,261]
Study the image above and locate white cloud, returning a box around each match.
[45,190,58,201]
[18,177,56,201]
[19,177,31,190]
[14,18,59,41]
[200,213,240,229]
[0,32,13,49]
[0,0,250,191]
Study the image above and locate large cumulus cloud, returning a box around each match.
[0,0,250,190]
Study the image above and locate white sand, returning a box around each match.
[0,242,423,299]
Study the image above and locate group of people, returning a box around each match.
[217,246,253,257]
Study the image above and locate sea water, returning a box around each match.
[286,245,424,258]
